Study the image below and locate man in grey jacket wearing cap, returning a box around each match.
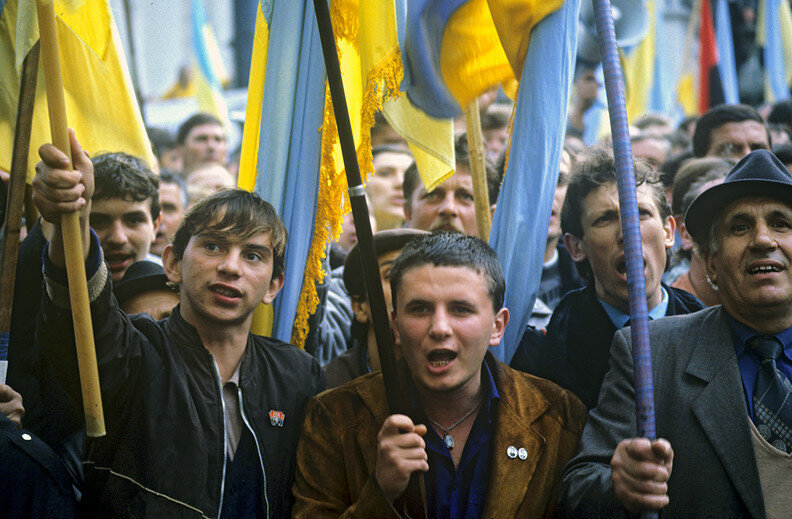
[559,149,792,518]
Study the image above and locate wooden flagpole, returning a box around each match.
[464,99,492,240]
[35,0,105,437]
[0,42,40,385]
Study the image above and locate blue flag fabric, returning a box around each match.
[764,0,791,100]
[714,0,740,104]
[253,0,326,343]
[489,0,580,363]
[401,0,466,118]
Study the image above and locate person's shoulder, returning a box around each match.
[667,284,706,313]
[252,334,318,362]
[650,304,720,332]
[494,361,587,434]
[306,372,387,430]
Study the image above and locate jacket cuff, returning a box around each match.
[43,230,108,309]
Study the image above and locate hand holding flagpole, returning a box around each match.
[35,0,105,437]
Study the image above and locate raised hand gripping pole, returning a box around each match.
[36,0,105,437]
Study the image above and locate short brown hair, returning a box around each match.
[170,189,288,278]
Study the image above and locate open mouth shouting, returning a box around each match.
[105,252,135,275]
[427,349,457,373]
[209,283,243,304]
[616,257,647,279]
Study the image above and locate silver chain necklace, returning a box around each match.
[426,398,483,450]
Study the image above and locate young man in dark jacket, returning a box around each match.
[33,132,324,518]
[510,146,704,409]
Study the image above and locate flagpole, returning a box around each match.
[591,1,657,517]
[0,42,40,385]
[464,100,492,240]
[121,0,147,127]
[311,0,425,516]
[35,0,106,438]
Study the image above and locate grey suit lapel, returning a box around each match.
[685,308,765,519]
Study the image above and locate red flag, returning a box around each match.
[699,0,720,112]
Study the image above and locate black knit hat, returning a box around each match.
[685,149,792,243]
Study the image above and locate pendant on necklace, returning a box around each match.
[443,433,455,450]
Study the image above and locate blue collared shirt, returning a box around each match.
[410,361,499,519]
[727,316,792,418]
[598,285,670,329]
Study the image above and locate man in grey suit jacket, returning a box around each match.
[559,149,792,518]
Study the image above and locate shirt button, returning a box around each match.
[507,446,518,458]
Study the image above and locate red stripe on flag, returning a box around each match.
[699,0,719,113]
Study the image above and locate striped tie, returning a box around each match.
[748,336,792,453]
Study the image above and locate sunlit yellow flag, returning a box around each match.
[0,0,154,180]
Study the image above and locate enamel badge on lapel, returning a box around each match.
[269,410,285,427]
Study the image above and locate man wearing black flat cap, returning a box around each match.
[559,150,792,518]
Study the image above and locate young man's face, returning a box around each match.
[367,152,411,231]
[91,197,161,282]
[392,264,508,398]
[565,183,675,312]
[163,229,284,328]
[151,182,186,256]
[405,169,478,237]
[181,123,228,173]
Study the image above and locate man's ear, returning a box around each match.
[488,308,509,347]
[350,298,370,324]
[704,250,718,287]
[262,272,285,305]
[152,212,162,238]
[564,233,587,263]
[663,215,676,248]
[162,245,182,285]
[679,222,695,251]
[391,308,401,347]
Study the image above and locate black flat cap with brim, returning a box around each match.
[114,260,173,306]
[685,149,792,243]
[343,228,428,298]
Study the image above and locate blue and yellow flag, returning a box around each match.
[238,0,326,344]
[488,0,579,362]
[758,0,792,102]
[402,0,561,119]
[191,0,231,129]
[240,0,457,346]
[0,0,154,180]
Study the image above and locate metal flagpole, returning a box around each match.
[591,1,658,517]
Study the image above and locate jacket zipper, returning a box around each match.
[212,362,229,519]
[238,386,270,519]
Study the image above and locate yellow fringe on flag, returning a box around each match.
[289,3,405,347]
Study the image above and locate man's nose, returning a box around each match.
[751,222,777,249]
[428,308,452,339]
[105,221,127,246]
[217,252,242,275]
[437,194,459,216]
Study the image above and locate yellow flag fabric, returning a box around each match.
[437,0,562,111]
[623,0,656,121]
[238,2,268,193]
[0,0,154,181]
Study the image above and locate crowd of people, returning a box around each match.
[2,85,792,518]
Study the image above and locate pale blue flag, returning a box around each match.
[489,0,580,362]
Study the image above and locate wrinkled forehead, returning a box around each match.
[718,195,792,222]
